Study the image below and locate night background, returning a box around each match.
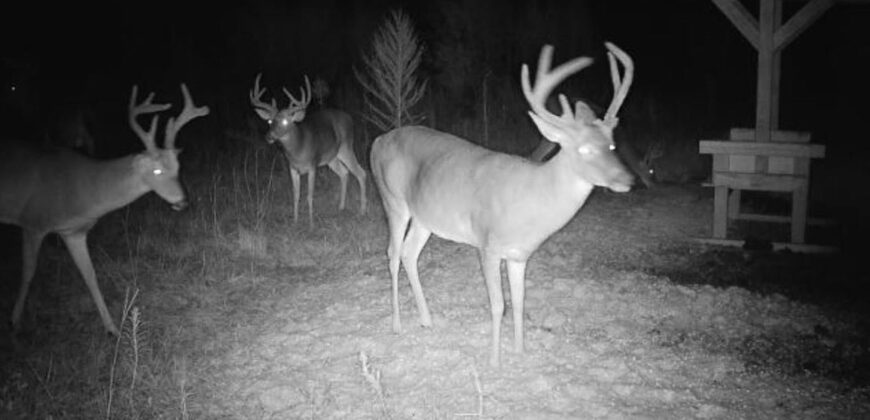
[2,0,870,418]
[3,0,868,153]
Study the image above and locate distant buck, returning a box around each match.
[0,84,209,335]
[250,74,367,225]
[371,43,635,366]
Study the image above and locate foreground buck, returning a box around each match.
[371,43,635,366]
[0,84,209,335]
[250,74,367,225]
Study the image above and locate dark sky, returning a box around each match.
[2,0,868,152]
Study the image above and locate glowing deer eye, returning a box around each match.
[281,119,289,127]
[609,144,616,151]
[578,146,592,155]
[153,168,163,175]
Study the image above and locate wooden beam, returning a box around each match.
[733,213,837,227]
[699,140,826,158]
[710,0,760,49]
[756,0,777,141]
[775,0,835,50]
[771,0,783,129]
[711,172,807,192]
[694,237,839,254]
[729,128,811,142]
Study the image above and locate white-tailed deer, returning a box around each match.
[370,43,635,366]
[0,83,209,335]
[250,73,367,225]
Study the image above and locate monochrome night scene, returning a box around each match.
[1,0,869,417]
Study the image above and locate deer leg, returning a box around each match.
[506,259,528,354]
[382,199,411,333]
[290,167,301,224]
[479,250,504,367]
[327,159,349,211]
[61,233,119,335]
[339,147,368,214]
[12,229,46,332]
[306,170,315,227]
[400,222,433,329]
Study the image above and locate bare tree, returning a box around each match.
[354,9,427,132]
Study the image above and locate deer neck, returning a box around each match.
[277,123,307,152]
[511,150,596,240]
[535,150,596,211]
[84,154,152,218]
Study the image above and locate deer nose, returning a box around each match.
[608,171,635,193]
[171,199,188,211]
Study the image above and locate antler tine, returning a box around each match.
[164,83,210,150]
[250,73,278,117]
[301,75,312,108]
[602,42,634,128]
[129,85,172,153]
[521,45,594,126]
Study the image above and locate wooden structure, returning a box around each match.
[698,0,859,250]
[700,128,824,244]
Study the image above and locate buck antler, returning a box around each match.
[283,75,312,112]
[521,45,594,128]
[164,83,210,150]
[601,42,634,129]
[250,73,278,118]
[129,86,172,154]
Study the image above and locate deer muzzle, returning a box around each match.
[171,199,188,211]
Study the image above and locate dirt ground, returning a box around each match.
[2,180,870,419]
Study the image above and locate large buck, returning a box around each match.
[370,43,635,366]
[0,84,209,335]
[250,74,367,226]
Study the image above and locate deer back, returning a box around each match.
[371,125,602,258]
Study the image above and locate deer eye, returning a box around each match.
[280,118,289,127]
[609,144,616,151]
[578,145,592,155]
[153,168,163,175]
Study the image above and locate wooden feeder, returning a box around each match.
[699,128,825,246]
[696,0,860,253]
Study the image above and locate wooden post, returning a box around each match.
[755,0,775,142]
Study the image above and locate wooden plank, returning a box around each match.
[710,0,760,49]
[768,156,795,174]
[734,213,837,227]
[729,128,812,142]
[711,172,806,191]
[775,0,835,51]
[694,237,839,254]
[699,140,825,158]
[713,154,729,171]
[729,155,757,172]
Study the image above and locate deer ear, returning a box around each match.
[573,100,597,124]
[254,108,273,121]
[528,112,568,145]
[290,110,306,123]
